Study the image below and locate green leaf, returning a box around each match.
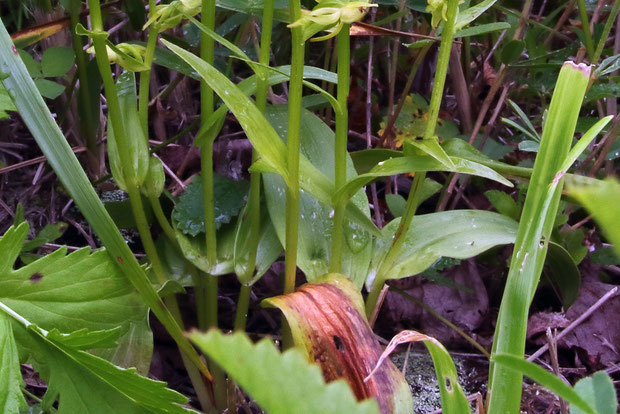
[0,303,191,414]
[370,210,518,282]
[107,72,149,191]
[0,223,153,373]
[500,39,525,64]
[386,194,406,218]
[233,203,283,285]
[571,371,618,414]
[41,46,75,77]
[454,22,511,38]
[190,330,379,414]
[161,39,380,238]
[492,354,597,414]
[545,242,580,308]
[173,175,249,237]
[488,62,594,413]
[17,50,41,77]
[568,178,620,259]
[262,105,372,288]
[454,0,498,31]
[216,0,290,22]
[34,78,65,99]
[484,190,520,220]
[21,221,68,252]
[141,156,165,198]
[0,313,27,414]
[335,154,512,205]
[174,221,237,275]
[0,83,16,119]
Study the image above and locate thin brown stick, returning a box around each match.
[0,146,87,175]
[527,287,618,361]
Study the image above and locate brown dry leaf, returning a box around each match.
[263,274,413,414]
[559,278,620,367]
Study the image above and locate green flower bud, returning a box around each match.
[143,0,201,32]
[289,0,377,41]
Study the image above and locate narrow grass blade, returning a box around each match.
[488,62,592,414]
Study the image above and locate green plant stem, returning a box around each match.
[592,0,620,63]
[127,183,213,411]
[138,27,159,134]
[234,284,252,331]
[86,0,214,407]
[234,0,275,332]
[69,0,97,163]
[329,25,351,273]
[281,0,304,350]
[365,0,459,318]
[284,0,304,296]
[200,1,227,409]
[148,195,177,244]
[577,0,595,60]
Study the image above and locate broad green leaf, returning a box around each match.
[385,194,406,218]
[572,371,618,414]
[492,354,598,414]
[488,62,594,413]
[0,16,207,381]
[191,329,379,414]
[174,221,237,275]
[568,178,620,259]
[173,175,249,236]
[484,190,520,220]
[162,39,380,238]
[0,313,27,414]
[367,330,469,414]
[17,50,41,77]
[334,154,512,205]
[34,78,65,99]
[233,203,283,285]
[107,72,149,191]
[369,210,518,283]
[0,223,153,373]
[263,275,412,413]
[0,303,191,414]
[263,105,372,288]
[41,46,75,77]
[454,22,511,38]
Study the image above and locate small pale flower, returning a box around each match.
[86,43,148,72]
[426,0,448,28]
[289,0,377,41]
[143,0,201,31]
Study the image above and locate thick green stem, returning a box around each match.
[284,0,304,296]
[127,186,213,411]
[234,284,252,331]
[329,25,351,273]
[200,1,226,409]
[364,0,459,318]
[577,0,595,61]
[86,0,213,407]
[138,28,159,134]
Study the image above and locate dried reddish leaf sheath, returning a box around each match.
[264,275,412,414]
